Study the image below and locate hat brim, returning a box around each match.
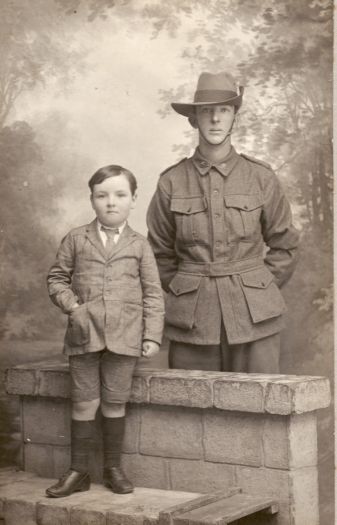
[171,90,243,117]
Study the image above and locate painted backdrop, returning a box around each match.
[0,1,333,524]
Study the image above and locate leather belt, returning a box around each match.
[178,256,264,277]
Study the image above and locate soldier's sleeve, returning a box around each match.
[146,178,178,292]
[261,172,300,287]
[139,239,165,345]
[46,233,79,314]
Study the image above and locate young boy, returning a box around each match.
[147,71,299,374]
[46,165,164,497]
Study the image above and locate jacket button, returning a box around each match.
[244,205,248,210]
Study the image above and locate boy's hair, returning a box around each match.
[88,165,137,195]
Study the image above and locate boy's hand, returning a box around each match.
[70,303,80,313]
[142,340,160,359]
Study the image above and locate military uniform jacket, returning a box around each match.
[47,220,165,356]
[146,147,299,345]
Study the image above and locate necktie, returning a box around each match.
[101,226,119,251]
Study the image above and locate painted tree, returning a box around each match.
[0,0,85,338]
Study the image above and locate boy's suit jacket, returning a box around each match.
[47,220,165,356]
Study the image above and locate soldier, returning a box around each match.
[147,71,299,373]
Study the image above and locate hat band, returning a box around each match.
[194,89,238,103]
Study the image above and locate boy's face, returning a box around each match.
[90,175,136,228]
[195,104,235,146]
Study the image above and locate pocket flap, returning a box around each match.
[169,273,202,296]
[171,196,207,214]
[224,194,262,211]
[241,267,274,289]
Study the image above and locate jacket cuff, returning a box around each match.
[50,290,79,314]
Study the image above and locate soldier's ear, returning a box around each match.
[188,115,198,129]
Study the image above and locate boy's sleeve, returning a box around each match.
[146,179,178,292]
[140,239,165,345]
[261,172,300,287]
[47,233,79,314]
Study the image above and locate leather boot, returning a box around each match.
[103,466,133,494]
[46,469,90,498]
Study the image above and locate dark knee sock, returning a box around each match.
[102,416,125,468]
[71,419,95,474]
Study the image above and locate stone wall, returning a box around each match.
[5,359,330,525]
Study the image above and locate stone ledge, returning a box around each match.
[0,470,200,525]
[5,358,330,415]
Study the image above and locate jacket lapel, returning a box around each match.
[106,223,137,260]
[85,219,107,260]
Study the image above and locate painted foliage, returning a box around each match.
[0,1,333,523]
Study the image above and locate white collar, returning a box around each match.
[97,219,126,234]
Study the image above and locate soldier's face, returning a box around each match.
[195,104,235,146]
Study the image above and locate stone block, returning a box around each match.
[124,405,140,453]
[53,446,71,478]
[129,375,149,403]
[39,369,70,398]
[106,487,199,525]
[213,378,265,412]
[0,469,36,486]
[150,377,213,408]
[3,500,37,525]
[36,500,70,525]
[236,465,290,500]
[139,405,203,460]
[24,443,56,477]
[168,458,235,493]
[121,453,170,490]
[70,486,135,524]
[0,477,53,523]
[23,397,71,446]
[290,467,319,525]
[288,414,318,468]
[70,508,106,525]
[203,410,263,467]
[235,466,291,525]
[5,368,37,396]
[263,413,317,469]
[262,415,289,469]
[265,377,330,415]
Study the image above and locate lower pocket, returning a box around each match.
[123,303,143,348]
[240,267,287,323]
[66,304,90,346]
[165,273,202,330]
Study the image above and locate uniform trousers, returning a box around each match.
[169,327,280,374]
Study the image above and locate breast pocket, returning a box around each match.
[224,194,263,242]
[171,196,208,246]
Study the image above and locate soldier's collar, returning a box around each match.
[191,147,239,177]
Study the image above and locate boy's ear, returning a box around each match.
[90,193,94,208]
[131,191,137,208]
